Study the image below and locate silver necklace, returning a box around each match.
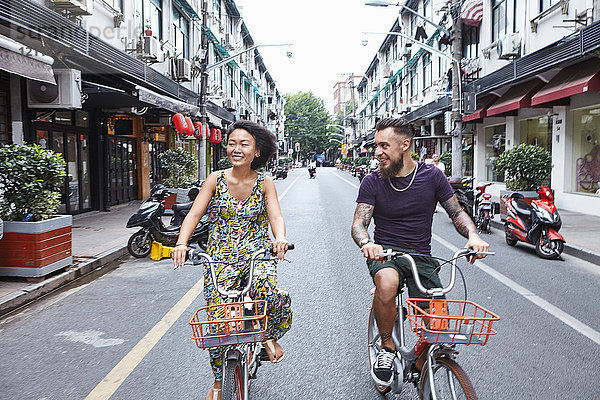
[388,163,418,192]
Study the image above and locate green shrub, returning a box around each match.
[217,157,233,170]
[0,144,66,222]
[496,143,552,191]
[158,148,197,187]
[411,151,420,160]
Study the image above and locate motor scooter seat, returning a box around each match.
[512,199,531,217]
[172,201,194,213]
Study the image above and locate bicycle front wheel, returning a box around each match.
[222,358,245,400]
[420,357,477,400]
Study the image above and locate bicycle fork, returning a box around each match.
[224,348,249,399]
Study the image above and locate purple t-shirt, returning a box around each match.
[356,162,455,255]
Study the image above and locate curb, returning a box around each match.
[489,220,600,266]
[0,246,128,317]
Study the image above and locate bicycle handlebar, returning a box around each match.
[374,248,494,297]
[186,244,294,299]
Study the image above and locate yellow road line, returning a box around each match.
[85,278,204,399]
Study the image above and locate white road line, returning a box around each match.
[86,169,300,399]
[331,169,360,189]
[433,233,600,346]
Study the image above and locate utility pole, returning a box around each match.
[451,0,463,179]
[197,0,209,180]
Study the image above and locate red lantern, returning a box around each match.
[215,129,222,143]
[172,113,187,133]
[193,121,202,138]
[184,117,194,136]
[209,128,223,143]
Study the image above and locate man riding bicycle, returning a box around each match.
[351,118,489,388]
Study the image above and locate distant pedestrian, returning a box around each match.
[369,156,380,172]
[432,153,445,174]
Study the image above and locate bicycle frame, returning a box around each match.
[369,248,495,398]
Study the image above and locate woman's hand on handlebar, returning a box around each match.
[271,238,289,260]
[361,242,384,261]
[465,234,490,264]
[171,244,188,269]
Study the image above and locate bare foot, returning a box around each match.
[263,339,285,363]
[205,381,222,400]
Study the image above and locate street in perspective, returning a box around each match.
[2,0,600,399]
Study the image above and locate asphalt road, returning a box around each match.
[1,167,599,399]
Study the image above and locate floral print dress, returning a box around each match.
[204,171,292,381]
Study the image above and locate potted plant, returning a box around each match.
[495,143,552,220]
[0,144,71,278]
[157,148,197,209]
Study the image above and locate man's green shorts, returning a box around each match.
[367,245,443,303]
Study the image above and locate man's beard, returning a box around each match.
[378,157,404,179]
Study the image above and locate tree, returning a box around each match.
[283,92,334,158]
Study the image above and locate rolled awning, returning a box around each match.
[486,80,544,117]
[137,86,200,116]
[0,34,55,84]
[531,58,600,106]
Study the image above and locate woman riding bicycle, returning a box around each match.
[172,120,292,400]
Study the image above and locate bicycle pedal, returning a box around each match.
[259,348,270,361]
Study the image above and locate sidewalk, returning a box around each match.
[1,201,600,316]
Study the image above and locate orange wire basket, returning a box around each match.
[189,300,267,349]
[405,298,500,345]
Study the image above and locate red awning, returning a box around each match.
[462,97,496,122]
[531,58,600,106]
[486,80,544,117]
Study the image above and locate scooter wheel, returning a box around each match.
[536,238,564,259]
[505,224,518,246]
[128,230,152,258]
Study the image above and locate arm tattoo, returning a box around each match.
[441,195,477,239]
[351,203,374,247]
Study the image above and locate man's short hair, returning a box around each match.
[375,118,415,139]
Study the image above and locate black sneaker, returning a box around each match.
[371,347,396,387]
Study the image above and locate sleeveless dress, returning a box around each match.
[204,171,292,381]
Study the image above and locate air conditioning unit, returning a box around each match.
[142,36,160,60]
[27,68,82,109]
[224,98,238,111]
[382,63,393,78]
[401,45,412,60]
[175,58,191,81]
[50,0,92,15]
[497,33,521,60]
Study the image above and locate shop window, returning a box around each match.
[572,107,600,193]
[520,116,552,152]
[484,124,506,182]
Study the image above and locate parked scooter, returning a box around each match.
[475,182,494,233]
[126,186,209,258]
[449,177,475,219]
[504,185,565,259]
[357,165,367,182]
[272,166,288,180]
[169,185,201,226]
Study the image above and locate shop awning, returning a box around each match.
[460,0,483,27]
[486,80,544,117]
[0,34,55,84]
[137,86,200,116]
[531,58,600,106]
[462,96,497,122]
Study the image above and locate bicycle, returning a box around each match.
[367,248,500,399]
[182,245,294,400]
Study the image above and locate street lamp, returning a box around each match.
[365,0,464,179]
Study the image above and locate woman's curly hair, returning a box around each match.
[225,120,278,170]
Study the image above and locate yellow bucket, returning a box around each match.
[150,241,173,261]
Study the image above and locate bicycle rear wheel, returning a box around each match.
[223,358,245,400]
[367,306,391,394]
[420,357,477,400]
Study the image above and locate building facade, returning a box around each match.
[353,0,600,216]
[0,0,285,213]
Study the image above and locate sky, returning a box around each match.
[235,0,400,113]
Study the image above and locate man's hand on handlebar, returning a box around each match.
[465,234,490,264]
[361,241,385,261]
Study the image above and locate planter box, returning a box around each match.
[0,215,72,277]
[499,190,538,221]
